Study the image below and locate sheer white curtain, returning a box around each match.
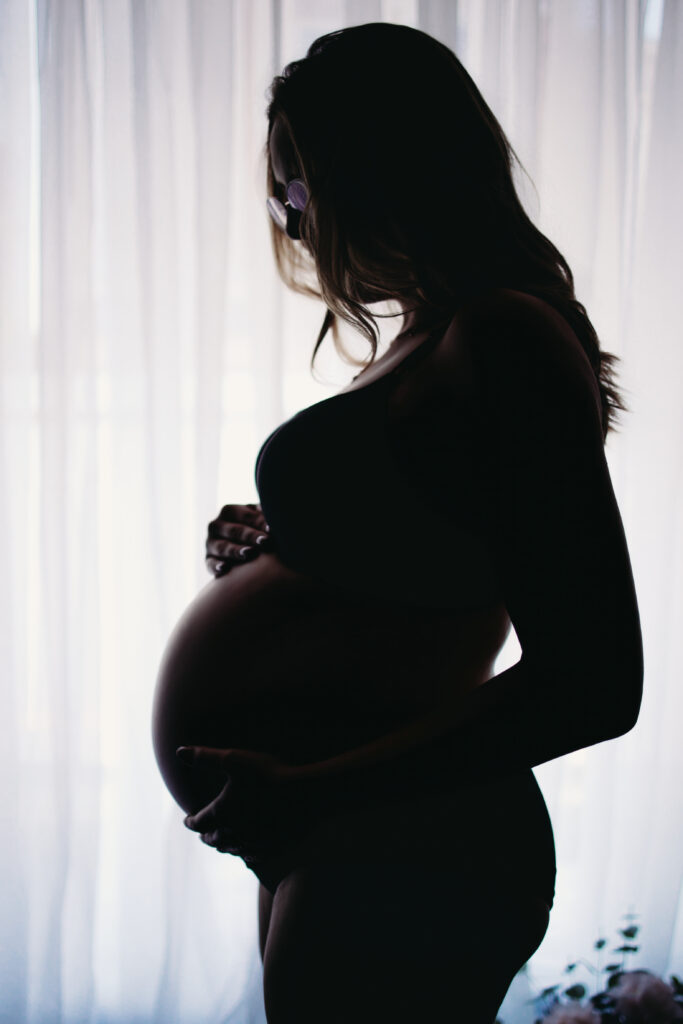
[0,1,680,1022]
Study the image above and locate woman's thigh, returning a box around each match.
[262,858,550,1024]
[258,883,274,963]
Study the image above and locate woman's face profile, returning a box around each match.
[268,115,316,248]
[266,111,413,316]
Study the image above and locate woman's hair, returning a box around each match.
[264,22,627,439]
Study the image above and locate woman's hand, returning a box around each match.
[205,503,272,577]
[177,746,317,863]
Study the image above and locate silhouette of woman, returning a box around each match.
[152,23,643,1024]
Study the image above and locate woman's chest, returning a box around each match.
[256,333,501,608]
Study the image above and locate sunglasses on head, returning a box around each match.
[266,178,309,239]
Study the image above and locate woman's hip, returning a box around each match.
[248,769,556,909]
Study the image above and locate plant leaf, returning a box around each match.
[565,963,577,972]
[564,984,587,1000]
[613,944,639,953]
[595,938,607,949]
[591,992,617,1010]
[620,925,639,939]
[605,964,622,973]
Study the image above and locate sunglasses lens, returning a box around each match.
[286,179,308,212]
[266,196,288,231]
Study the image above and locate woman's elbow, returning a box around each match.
[569,634,643,743]
[599,644,644,738]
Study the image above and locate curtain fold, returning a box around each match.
[0,1,680,1022]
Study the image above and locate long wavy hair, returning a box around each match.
[263,22,627,439]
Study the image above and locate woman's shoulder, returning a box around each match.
[397,288,565,409]
[449,286,578,351]
[444,286,600,412]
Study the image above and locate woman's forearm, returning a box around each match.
[292,656,639,799]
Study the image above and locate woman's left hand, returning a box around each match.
[176,746,310,863]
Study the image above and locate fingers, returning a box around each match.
[200,830,236,853]
[176,744,233,768]
[190,818,247,854]
[217,503,269,532]
[198,829,267,859]
[205,503,271,576]
[183,784,266,860]
[184,798,222,834]
[181,769,235,833]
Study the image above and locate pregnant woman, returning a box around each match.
[152,23,643,1024]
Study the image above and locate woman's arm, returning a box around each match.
[292,654,636,796]
[294,291,644,798]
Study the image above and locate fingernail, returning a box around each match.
[214,561,225,574]
[264,524,270,532]
[176,747,194,764]
[239,546,257,559]
[255,534,269,546]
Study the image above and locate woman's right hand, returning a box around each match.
[205,503,272,577]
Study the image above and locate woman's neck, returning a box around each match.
[398,304,451,340]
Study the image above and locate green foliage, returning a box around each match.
[508,909,674,1021]
[498,910,682,1023]
[564,983,586,1000]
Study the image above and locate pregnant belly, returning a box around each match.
[152,553,510,814]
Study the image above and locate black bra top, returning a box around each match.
[254,321,504,610]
